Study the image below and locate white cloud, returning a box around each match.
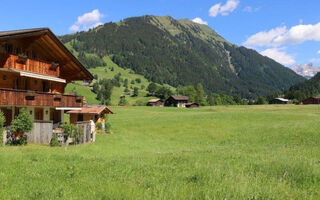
[317,50,320,54]
[243,6,260,13]
[274,23,320,45]
[192,17,208,25]
[209,0,240,17]
[260,48,295,65]
[69,9,104,32]
[243,26,287,48]
[244,22,320,47]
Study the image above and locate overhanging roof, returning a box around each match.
[0,68,66,83]
[0,28,93,81]
[20,71,66,83]
[67,105,114,115]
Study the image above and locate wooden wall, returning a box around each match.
[2,54,60,77]
[70,113,106,125]
[0,71,65,93]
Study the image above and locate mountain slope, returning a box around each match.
[285,72,320,100]
[60,15,305,98]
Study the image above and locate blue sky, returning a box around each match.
[1,0,320,67]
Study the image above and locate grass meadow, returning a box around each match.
[0,105,320,199]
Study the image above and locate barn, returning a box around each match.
[185,102,199,108]
[147,99,163,107]
[165,95,189,107]
[67,105,114,126]
[302,96,320,104]
[270,98,289,104]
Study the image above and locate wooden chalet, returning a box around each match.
[67,105,113,125]
[165,95,189,107]
[269,98,289,104]
[185,102,199,108]
[0,28,93,126]
[302,96,320,104]
[147,99,163,107]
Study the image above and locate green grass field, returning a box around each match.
[1,105,320,199]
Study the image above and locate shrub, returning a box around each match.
[135,78,141,83]
[105,122,111,134]
[119,97,129,106]
[132,87,139,97]
[10,109,33,134]
[50,133,60,147]
[0,110,5,146]
[10,109,33,145]
[97,122,103,130]
[133,99,145,106]
[61,123,78,144]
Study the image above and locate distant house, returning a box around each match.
[67,105,114,126]
[302,96,320,104]
[147,99,163,107]
[165,95,189,107]
[270,98,289,104]
[185,102,199,108]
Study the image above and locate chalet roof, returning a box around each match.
[0,28,93,81]
[185,102,199,106]
[148,99,162,103]
[170,95,189,101]
[67,105,114,115]
[274,98,289,102]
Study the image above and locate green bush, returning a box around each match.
[61,123,78,143]
[10,109,33,134]
[133,99,146,106]
[50,133,60,147]
[10,109,33,145]
[0,110,5,146]
[105,122,111,134]
[97,122,103,130]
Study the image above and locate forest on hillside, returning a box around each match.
[60,15,305,98]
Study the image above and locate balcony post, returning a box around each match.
[61,110,64,123]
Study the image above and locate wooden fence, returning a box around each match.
[27,120,53,144]
[76,121,96,144]
[2,120,95,145]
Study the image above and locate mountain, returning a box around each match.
[291,63,320,79]
[285,72,320,101]
[60,15,305,98]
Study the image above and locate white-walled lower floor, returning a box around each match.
[0,106,66,126]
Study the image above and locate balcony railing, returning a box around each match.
[2,54,60,77]
[0,88,83,107]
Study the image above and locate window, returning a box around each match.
[4,44,13,53]
[32,51,37,59]
[15,47,20,54]
[77,114,84,121]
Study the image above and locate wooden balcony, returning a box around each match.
[1,53,60,77]
[0,88,83,108]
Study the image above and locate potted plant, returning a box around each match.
[17,53,28,63]
[10,109,33,145]
[50,62,59,70]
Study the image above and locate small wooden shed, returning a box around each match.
[147,99,164,107]
[270,98,289,104]
[165,95,189,107]
[67,105,114,125]
[302,96,320,104]
[185,102,199,108]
